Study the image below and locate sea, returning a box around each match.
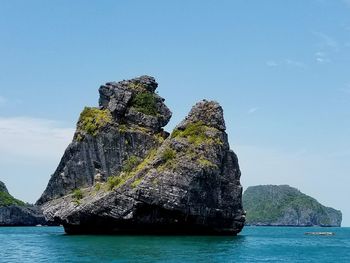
[0,226,349,262]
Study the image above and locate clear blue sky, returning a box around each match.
[0,0,349,225]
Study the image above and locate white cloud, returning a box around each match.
[0,116,75,203]
[315,52,325,57]
[314,32,339,51]
[0,117,74,160]
[248,107,259,114]
[314,52,331,64]
[265,59,307,69]
[266,61,279,67]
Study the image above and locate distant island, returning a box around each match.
[0,181,46,226]
[243,185,342,227]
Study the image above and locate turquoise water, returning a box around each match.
[0,226,349,262]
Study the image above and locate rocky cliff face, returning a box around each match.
[243,185,342,227]
[0,181,47,226]
[37,76,171,205]
[0,205,47,226]
[39,76,245,235]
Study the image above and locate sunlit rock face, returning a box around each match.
[37,76,171,205]
[39,76,245,235]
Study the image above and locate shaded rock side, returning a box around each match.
[243,185,342,227]
[41,80,245,235]
[0,180,47,226]
[37,76,171,205]
[0,205,47,226]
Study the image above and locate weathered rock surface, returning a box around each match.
[243,185,342,227]
[37,76,170,205]
[0,205,47,226]
[0,181,47,226]
[39,76,245,235]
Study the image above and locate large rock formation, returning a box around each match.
[39,76,245,235]
[37,76,171,205]
[243,185,342,227]
[0,180,47,226]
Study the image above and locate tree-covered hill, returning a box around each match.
[243,185,342,227]
[0,181,25,207]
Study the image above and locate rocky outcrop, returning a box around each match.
[0,181,47,226]
[0,205,47,226]
[37,76,171,205]
[243,185,342,227]
[39,76,245,235]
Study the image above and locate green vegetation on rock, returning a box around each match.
[77,107,112,137]
[122,155,139,173]
[128,82,147,92]
[131,92,158,116]
[72,189,83,201]
[198,157,217,168]
[0,181,25,207]
[118,124,128,134]
[131,177,143,188]
[107,149,158,191]
[94,183,102,191]
[171,121,222,146]
[156,147,177,172]
[243,185,342,226]
[0,191,25,207]
[131,149,157,175]
[107,176,124,191]
[106,154,144,191]
[161,148,176,162]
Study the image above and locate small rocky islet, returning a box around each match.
[243,185,342,227]
[37,75,246,235]
[0,181,46,226]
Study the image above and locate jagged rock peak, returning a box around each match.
[105,75,158,93]
[37,76,171,205]
[178,100,226,131]
[0,181,8,193]
[98,75,172,131]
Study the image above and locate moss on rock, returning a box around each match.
[106,149,158,191]
[131,92,158,116]
[0,191,25,207]
[171,121,222,146]
[198,157,218,168]
[72,189,83,200]
[122,156,140,174]
[161,148,176,162]
[107,176,124,191]
[77,107,112,137]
